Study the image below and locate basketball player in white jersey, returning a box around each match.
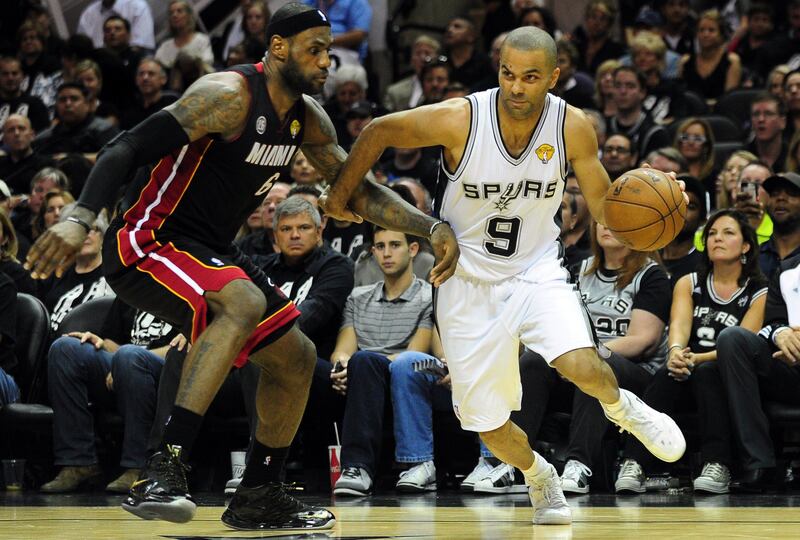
[322,27,686,524]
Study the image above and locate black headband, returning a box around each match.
[267,9,331,42]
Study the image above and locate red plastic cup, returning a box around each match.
[328,445,342,490]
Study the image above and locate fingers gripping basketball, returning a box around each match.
[604,168,687,251]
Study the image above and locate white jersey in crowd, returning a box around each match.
[437,88,568,282]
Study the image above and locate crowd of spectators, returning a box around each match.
[1,0,800,496]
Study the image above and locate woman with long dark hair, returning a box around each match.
[616,209,767,495]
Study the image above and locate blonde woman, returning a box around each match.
[716,150,757,209]
[593,59,620,117]
[155,0,213,71]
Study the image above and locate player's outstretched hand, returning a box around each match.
[319,187,363,224]
[640,162,689,205]
[24,220,88,279]
[429,222,460,288]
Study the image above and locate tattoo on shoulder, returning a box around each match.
[168,78,248,140]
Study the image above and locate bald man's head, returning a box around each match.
[502,26,557,71]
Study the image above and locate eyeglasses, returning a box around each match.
[424,55,449,65]
[603,145,631,155]
[678,133,707,144]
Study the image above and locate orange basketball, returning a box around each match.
[604,168,687,251]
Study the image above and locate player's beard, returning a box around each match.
[283,53,324,95]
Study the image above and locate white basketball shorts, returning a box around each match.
[435,258,595,432]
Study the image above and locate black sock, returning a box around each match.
[240,441,289,487]
[162,406,204,460]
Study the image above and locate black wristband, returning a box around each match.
[65,216,92,232]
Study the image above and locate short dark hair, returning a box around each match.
[421,59,451,81]
[613,65,647,90]
[57,81,90,99]
[288,184,322,198]
[104,15,131,32]
[556,39,579,68]
[751,91,785,116]
[519,7,558,36]
[748,2,774,19]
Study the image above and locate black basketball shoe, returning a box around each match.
[221,482,336,530]
[121,445,196,523]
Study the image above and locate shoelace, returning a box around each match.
[265,483,309,515]
[155,453,191,492]
[341,467,361,480]
[538,472,567,506]
[563,461,592,483]
[619,460,642,479]
[702,462,728,480]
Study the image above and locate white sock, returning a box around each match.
[602,388,628,416]
[522,451,550,481]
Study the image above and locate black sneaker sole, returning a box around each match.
[122,498,197,523]
[221,512,336,531]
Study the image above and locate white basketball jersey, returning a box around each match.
[436,89,568,281]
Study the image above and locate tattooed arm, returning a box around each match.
[26,72,250,279]
[301,95,460,286]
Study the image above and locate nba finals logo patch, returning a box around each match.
[290,119,301,138]
[256,116,266,134]
[535,143,554,164]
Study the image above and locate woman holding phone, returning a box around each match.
[615,210,767,494]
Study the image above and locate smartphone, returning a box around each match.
[739,181,758,203]
[332,360,345,373]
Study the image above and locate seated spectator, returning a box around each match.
[730,3,775,83]
[758,173,800,280]
[418,59,451,106]
[733,160,773,245]
[471,31,506,93]
[120,58,176,129]
[716,230,800,492]
[392,178,432,215]
[33,82,119,160]
[766,65,790,102]
[331,227,438,496]
[607,66,671,159]
[0,270,18,405]
[95,15,145,110]
[491,221,670,494]
[0,56,50,138]
[31,190,74,242]
[0,209,35,295]
[443,16,493,88]
[290,150,324,188]
[560,191,590,268]
[0,114,55,196]
[74,60,119,126]
[660,175,707,284]
[383,35,440,112]
[40,209,115,334]
[77,0,155,51]
[343,101,378,151]
[16,20,61,114]
[155,0,213,72]
[518,6,558,38]
[601,133,637,181]
[235,181,290,257]
[562,173,591,261]
[782,69,800,142]
[553,40,594,109]
[353,184,433,287]
[673,118,717,192]
[40,298,176,493]
[621,25,681,82]
[240,1,270,53]
[758,2,800,85]
[301,0,372,62]
[642,147,688,175]
[10,166,69,246]
[679,9,742,105]
[583,108,607,149]
[746,93,789,173]
[323,65,368,149]
[626,32,689,125]
[594,59,621,117]
[715,150,758,210]
[616,209,767,494]
[570,1,627,76]
[657,0,695,56]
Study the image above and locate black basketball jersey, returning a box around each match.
[688,272,767,353]
[120,63,305,254]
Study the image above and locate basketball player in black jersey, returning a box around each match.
[24,3,459,531]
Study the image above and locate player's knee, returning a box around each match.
[211,279,266,331]
[479,421,511,446]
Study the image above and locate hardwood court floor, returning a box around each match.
[2,492,800,539]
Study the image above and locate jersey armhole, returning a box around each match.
[221,67,255,143]
[440,97,476,181]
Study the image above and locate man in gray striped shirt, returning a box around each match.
[329,226,445,496]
